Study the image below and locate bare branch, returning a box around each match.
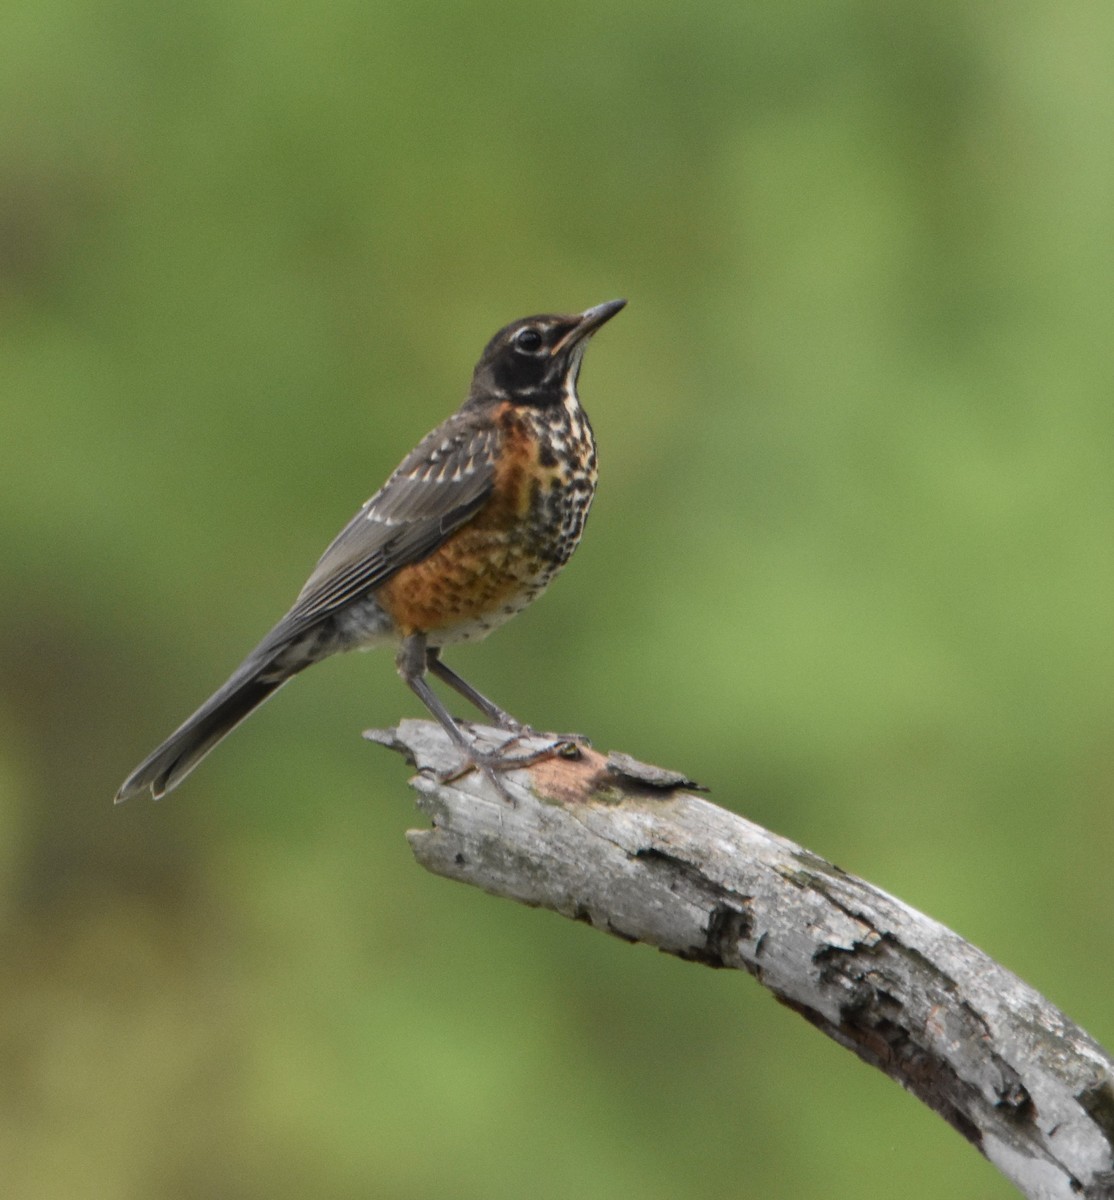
[367,720,1114,1200]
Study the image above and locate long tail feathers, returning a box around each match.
[115,655,292,802]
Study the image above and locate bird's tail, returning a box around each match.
[115,651,293,802]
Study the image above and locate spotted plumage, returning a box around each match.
[116,300,625,801]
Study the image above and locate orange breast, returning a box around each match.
[375,404,564,641]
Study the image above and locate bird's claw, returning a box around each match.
[436,731,590,802]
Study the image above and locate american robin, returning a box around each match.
[115,299,625,802]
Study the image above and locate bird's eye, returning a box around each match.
[514,328,543,354]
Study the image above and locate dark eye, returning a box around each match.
[514,328,543,354]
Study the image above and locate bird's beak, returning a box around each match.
[553,299,627,354]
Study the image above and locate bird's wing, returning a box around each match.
[269,414,500,644]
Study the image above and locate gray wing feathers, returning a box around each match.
[271,419,499,640]
[115,414,501,801]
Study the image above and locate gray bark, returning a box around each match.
[366,719,1114,1200]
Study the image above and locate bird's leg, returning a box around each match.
[425,647,528,733]
[422,648,588,748]
[397,635,524,801]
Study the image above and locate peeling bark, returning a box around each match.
[367,720,1114,1200]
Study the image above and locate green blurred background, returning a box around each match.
[3,1,1113,1196]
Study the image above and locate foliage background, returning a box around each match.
[3,2,1113,1197]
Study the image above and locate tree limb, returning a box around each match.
[366,719,1114,1200]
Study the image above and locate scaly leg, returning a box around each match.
[428,645,591,755]
[425,647,528,733]
[397,635,528,801]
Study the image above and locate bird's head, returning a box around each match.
[470,299,626,406]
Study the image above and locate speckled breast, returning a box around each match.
[378,394,597,645]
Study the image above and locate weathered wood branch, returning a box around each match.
[366,719,1114,1200]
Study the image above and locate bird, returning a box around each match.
[115,299,626,802]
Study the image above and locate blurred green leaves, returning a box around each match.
[2,1,1113,1197]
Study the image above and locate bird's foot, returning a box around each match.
[488,722,592,750]
[437,729,590,803]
